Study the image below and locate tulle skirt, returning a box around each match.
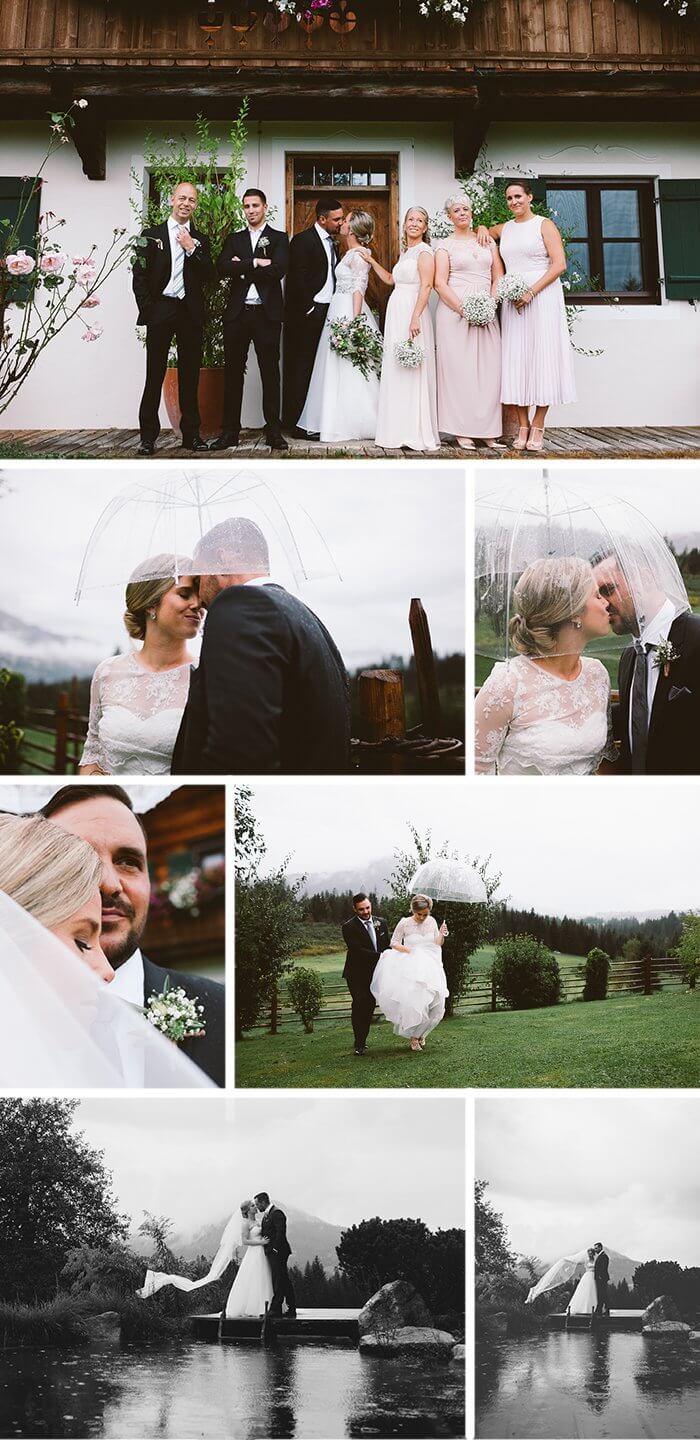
[568,1269,599,1316]
[298,292,381,442]
[500,271,577,407]
[225,1245,274,1318]
[370,944,448,1039]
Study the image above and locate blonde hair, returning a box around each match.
[445,195,472,218]
[411,893,433,913]
[0,813,102,928]
[510,557,594,657]
[124,554,193,642]
[402,206,431,248]
[240,1199,256,1218]
[348,209,375,246]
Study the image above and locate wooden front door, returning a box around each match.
[286,153,399,326]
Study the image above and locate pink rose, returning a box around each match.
[39,251,67,275]
[81,324,103,343]
[74,264,97,288]
[6,250,36,276]
[81,295,101,308]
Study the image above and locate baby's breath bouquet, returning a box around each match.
[496,273,530,305]
[330,315,383,380]
[461,294,497,326]
[144,977,206,1044]
[394,338,424,369]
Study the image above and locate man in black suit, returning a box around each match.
[342,892,390,1056]
[132,180,213,455]
[210,189,289,453]
[40,784,225,1087]
[283,194,344,436]
[592,551,700,774]
[593,1243,610,1317]
[171,517,350,775]
[254,1192,296,1318]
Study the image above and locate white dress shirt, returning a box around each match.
[163,217,192,299]
[245,225,266,306]
[628,596,676,749]
[110,947,145,1006]
[313,222,336,305]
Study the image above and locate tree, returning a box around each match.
[286,966,324,1032]
[138,1212,177,1270]
[234,786,305,1038]
[235,784,266,884]
[491,934,561,1010]
[583,947,611,1001]
[632,1259,684,1305]
[0,1099,127,1302]
[672,912,700,989]
[336,1217,465,1318]
[475,1181,515,1279]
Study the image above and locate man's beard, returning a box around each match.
[101,900,146,968]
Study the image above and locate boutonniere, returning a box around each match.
[144,977,206,1043]
[149,236,164,250]
[257,235,270,253]
[652,640,680,678]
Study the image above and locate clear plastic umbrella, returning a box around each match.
[409,858,488,905]
[475,470,689,661]
[75,470,340,601]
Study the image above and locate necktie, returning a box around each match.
[630,640,652,774]
[364,919,376,950]
[171,226,186,299]
[327,235,337,290]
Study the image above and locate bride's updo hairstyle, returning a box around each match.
[510,557,594,657]
[240,1199,256,1219]
[410,893,433,913]
[348,209,375,246]
[124,553,194,641]
[0,813,102,929]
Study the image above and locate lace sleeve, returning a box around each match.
[390,917,407,946]
[474,664,515,775]
[80,663,107,769]
[347,250,370,296]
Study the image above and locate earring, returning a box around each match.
[572,619,582,630]
[147,609,157,620]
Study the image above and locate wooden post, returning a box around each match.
[358,669,405,742]
[269,985,278,1035]
[409,598,443,738]
[491,977,497,1012]
[54,693,68,774]
[643,954,652,996]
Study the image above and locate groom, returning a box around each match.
[342,893,390,1057]
[283,194,344,437]
[255,1193,296,1318]
[171,517,351,775]
[593,1242,610,1317]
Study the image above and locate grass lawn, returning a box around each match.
[235,989,699,1090]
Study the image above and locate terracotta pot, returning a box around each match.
[163,366,224,438]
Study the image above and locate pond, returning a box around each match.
[0,1339,464,1439]
[476,1330,700,1438]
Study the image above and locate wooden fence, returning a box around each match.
[254,956,686,1033]
[21,681,87,774]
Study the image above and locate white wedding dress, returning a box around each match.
[475,655,617,776]
[298,249,381,441]
[81,651,192,775]
[568,1261,599,1315]
[225,1220,274,1318]
[371,914,448,1039]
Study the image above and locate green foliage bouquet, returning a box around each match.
[329,315,383,379]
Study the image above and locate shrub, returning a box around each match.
[583,947,611,1001]
[491,934,561,1010]
[287,965,324,1033]
[0,667,25,774]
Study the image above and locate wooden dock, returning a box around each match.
[191,1307,361,1345]
[548,1309,644,1331]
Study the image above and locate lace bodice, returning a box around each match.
[391,242,432,288]
[81,650,193,775]
[475,655,617,776]
[500,215,550,282]
[435,233,496,296]
[335,249,371,296]
[391,915,441,950]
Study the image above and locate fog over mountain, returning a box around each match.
[130,1202,345,1274]
[0,607,105,680]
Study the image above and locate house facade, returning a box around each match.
[0,0,698,430]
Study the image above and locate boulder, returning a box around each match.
[642,1295,682,1325]
[451,1343,466,1364]
[688,1332,700,1345]
[642,1321,691,1336]
[83,1311,121,1347]
[360,1325,456,1355]
[358,1280,433,1336]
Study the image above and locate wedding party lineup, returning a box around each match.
[0,2,699,1440]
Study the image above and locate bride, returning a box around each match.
[475,557,618,776]
[138,1200,273,1319]
[0,813,211,1088]
[568,1248,599,1316]
[80,553,201,776]
[371,893,449,1052]
[526,1246,599,1314]
[298,209,382,442]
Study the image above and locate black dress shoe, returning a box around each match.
[290,426,307,439]
[137,441,155,456]
[306,432,321,442]
[182,435,209,452]
[266,430,289,451]
[209,432,240,451]
[286,1312,297,1320]
[354,1045,367,1056]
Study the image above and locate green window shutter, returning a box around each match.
[0,177,41,256]
[658,180,700,300]
[529,178,548,206]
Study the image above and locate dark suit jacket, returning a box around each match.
[217,224,289,323]
[594,1251,610,1288]
[342,914,390,982]
[142,954,225,1088]
[261,1205,291,1260]
[616,611,700,774]
[284,225,335,320]
[132,221,214,326]
[171,583,350,776]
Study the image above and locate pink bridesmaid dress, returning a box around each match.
[435,233,502,440]
[375,242,440,451]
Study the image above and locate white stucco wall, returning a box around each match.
[0,117,697,430]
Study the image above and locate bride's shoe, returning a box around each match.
[511,427,530,451]
[456,436,476,449]
[483,439,507,450]
[418,1037,426,1049]
[410,1037,422,1052]
[526,426,546,451]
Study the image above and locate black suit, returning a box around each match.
[283,224,337,428]
[260,1204,296,1316]
[594,1250,610,1315]
[616,611,700,774]
[132,219,214,445]
[171,582,350,776]
[342,913,390,1050]
[142,955,225,1087]
[217,224,289,436]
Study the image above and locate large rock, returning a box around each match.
[642,1295,681,1324]
[358,1280,432,1336]
[83,1311,121,1347]
[642,1321,691,1336]
[451,1343,465,1364]
[360,1325,456,1355]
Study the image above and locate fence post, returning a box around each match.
[491,977,497,1012]
[643,954,652,996]
[269,985,278,1035]
[54,692,68,774]
[409,598,443,738]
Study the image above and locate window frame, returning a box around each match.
[541,177,660,306]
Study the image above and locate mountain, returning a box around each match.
[529,1247,642,1287]
[290,857,397,898]
[130,1202,345,1274]
[0,607,104,681]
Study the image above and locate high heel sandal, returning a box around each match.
[456,436,476,449]
[511,426,530,451]
[526,426,545,452]
[410,1037,422,1052]
[418,1038,426,1050]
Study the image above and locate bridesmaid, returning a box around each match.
[490,180,576,451]
[434,196,504,450]
[370,207,440,452]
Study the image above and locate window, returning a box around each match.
[541,179,659,304]
[293,155,390,191]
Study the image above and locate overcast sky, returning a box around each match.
[245,779,700,915]
[74,1096,465,1234]
[0,465,465,667]
[477,1094,699,1266]
[476,464,700,535]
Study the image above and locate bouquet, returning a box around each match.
[394,338,424,369]
[330,315,383,379]
[144,977,206,1043]
[461,294,497,326]
[496,273,530,305]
